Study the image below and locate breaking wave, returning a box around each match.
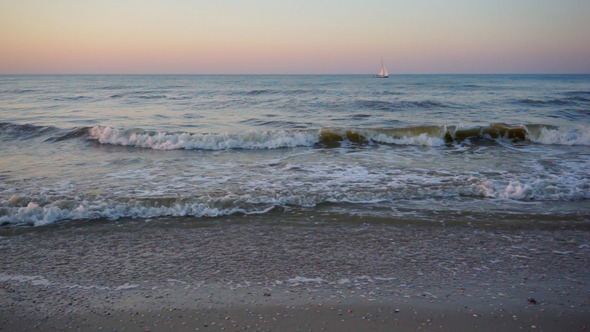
[0,199,279,227]
[88,126,320,150]
[526,125,590,145]
[1,122,589,149]
[1,170,588,226]
[86,123,590,149]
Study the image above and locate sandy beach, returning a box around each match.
[1,213,588,331]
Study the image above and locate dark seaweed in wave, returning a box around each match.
[3,121,585,149]
[445,124,529,142]
[317,123,532,147]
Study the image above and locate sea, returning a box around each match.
[0,74,589,227]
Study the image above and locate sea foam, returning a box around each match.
[2,170,587,226]
[87,124,590,151]
[88,126,319,150]
[526,125,590,146]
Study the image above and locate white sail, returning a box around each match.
[374,58,389,78]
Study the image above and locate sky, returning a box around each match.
[1,0,589,74]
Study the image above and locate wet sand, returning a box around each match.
[1,213,589,331]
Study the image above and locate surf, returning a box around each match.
[2,122,589,149]
[85,124,590,150]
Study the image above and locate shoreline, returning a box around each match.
[3,287,588,331]
[1,215,589,331]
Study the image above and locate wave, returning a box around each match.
[0,122,89,142]
[246,89,277,96]
[2,122,589,149]
[47,127,90,142]
[86,125,451,149]
[564,90,590,96]
[137,95,167,99]
[0,122,58,139]
[87,126,320,150]
[107,89,191,100]
[518,96,590,106]
[2,170,588,226]
[227,89,315,96]
[526,125,590,145]
[353,99,451,111]
[1,89,37,94]
[53,96,92,101]
[0,199,278,226]
[86,124,590,150]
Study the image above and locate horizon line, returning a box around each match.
[1,73,589,76]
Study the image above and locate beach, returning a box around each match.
[1,213,589,331]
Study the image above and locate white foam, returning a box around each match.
[0,274,51,286]
[2,152,588,226]
[0,274,140,291]
[286,276,324,284]
[468,179,496,198]
[468,175,590,201]
[502,181,533,200]
[0,200,278,226]
[374,277,397,281]
[367,132,446,146]
[2,172,586,226]
[115,283,140,290]
[88,126,453,150]
[88,126,319,150]
[528,125,590,146]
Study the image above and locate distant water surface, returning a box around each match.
[0,74,589,226]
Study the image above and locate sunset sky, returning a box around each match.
[1,0,589,74]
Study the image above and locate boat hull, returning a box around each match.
[373,75,389,78]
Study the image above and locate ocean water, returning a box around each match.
[0,74,589,227]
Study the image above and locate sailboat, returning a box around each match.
[373,58,389,78]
